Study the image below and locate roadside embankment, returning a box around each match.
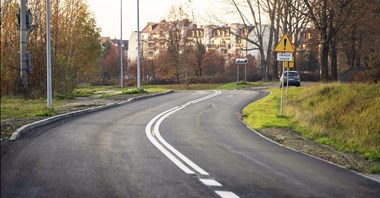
[243,82,380,174]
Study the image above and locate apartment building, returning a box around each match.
[128,19,257,61]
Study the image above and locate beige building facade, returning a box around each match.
[128,19,256,61]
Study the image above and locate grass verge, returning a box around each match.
[1,85,170,139]
[1,86,168,120]
[243,83,380,173]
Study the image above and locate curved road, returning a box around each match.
[1,90,379,198]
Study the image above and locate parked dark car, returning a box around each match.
[280,71,301,87]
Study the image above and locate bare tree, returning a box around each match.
[166,5,190,83]
[274,0,309,78]
[226,0,275,81]
[302,0,353,81]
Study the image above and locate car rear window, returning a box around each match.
[284,72,298,76]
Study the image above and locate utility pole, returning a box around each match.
[46,0,52,109]
[120,0,123,88]
[18,0,36,92]
[137,0,141,89]
[245,37,247,82]
[20,0,28,90]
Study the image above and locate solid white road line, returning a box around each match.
[146,91,241,197]
[145,107,195,174]
[153,107,210,176]
[146,91,221,175]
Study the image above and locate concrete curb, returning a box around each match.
[10,90,174,141]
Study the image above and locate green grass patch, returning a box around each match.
[285,83,380,160]
[369,164,380,174]
[1,85,169,121]
[243,88,292,129]
[1,97,62,120]
[122,88,148,94]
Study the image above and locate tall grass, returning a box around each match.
[285,83,380,160]
[243,82,380,172]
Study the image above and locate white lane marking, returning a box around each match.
[215,191,240,198]
[145,107,195,174]
[146,91,241,197]
[199,179,222,187]
[153,107,210,176]
[146,91,221,175]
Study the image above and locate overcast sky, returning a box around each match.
[87,0,235,39]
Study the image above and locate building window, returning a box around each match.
[236,37,241,44]
[306,32,311,39]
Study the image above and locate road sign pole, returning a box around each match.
[237,64,239,82]
[286,66,290,97]
[280,61,285,116]
[274,34,296,116]
[244,64,247,82]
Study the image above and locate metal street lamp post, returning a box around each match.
[120,0,123,88]
[46,0,52,109]
[137,0,141,89]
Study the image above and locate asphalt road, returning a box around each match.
[1,90,380,198]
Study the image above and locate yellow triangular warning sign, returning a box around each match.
[274,34,295,53]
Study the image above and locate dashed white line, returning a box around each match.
[199,179,223,187]
[215,191,240,198]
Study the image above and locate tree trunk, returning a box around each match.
[330,33,338,80]
[321,43,329,81]
[272,8,281,80]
